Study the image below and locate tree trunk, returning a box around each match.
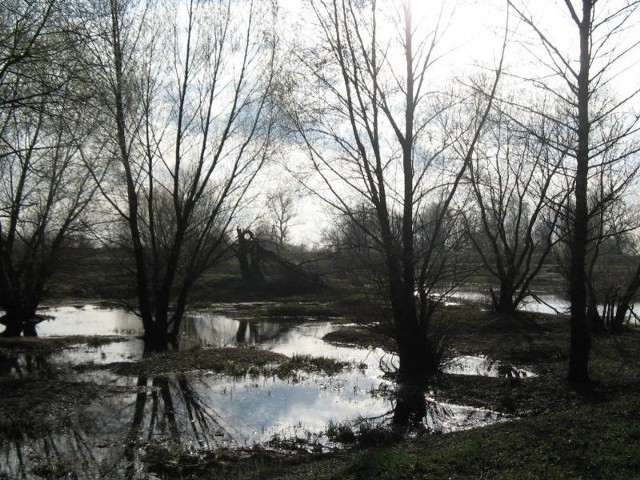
[0,308,40,337]
[394,296,440,380]
[393,380,427,429]
[586,284,605,333]
[491,280,518,314]
[612,295,631,333]
[143,324,172,352]
[586,301,605,333]
[611,262,640,333]
[567,0,592,385]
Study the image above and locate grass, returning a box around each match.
[346,450,414,479]
[98,348,351,378]
[275,354,350,378]
[103,347,289,377]
[0,335,127,353]
[230,395,640,480]
[322,327,392,349]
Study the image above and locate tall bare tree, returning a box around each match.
[288,0,504,378]
[508,0,640,383]
[0,0,96,336]
[84,0,277,349]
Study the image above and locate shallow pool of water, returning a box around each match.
[443,355,536,378]
[2,303,513,479]
[449,291,570,315]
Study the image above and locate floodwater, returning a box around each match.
[1,303,525,479]
[443,355,536,378]
[448,291,570,314]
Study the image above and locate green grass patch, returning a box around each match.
[275,354,350,378]
[346,450,413,479]
[103,347,287,377]
[99,349,350,378]
[250,395,640,480]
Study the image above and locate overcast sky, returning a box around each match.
[269,0,640,246]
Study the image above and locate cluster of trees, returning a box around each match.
[284,0,640,385]
[1,0,278,349]
[1,0,640,384]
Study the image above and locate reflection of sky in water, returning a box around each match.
[197,374,388,445]
[52,338,146,367]
[36,304,143,336]
[28,305,504,437]
[1,304,509,479]
[452,292,640,325]
[443,355,537,378]
[449,291,570,314]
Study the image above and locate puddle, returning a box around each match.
[443,355,537,378]
[424,396,503,432]
[1,303,511,479]
[448,291,570,314]
[35,304,144,336]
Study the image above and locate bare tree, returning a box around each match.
[466,101,569,313]
[556,164,640,333]
[325,203,388,286]
[0,0,59,109]
[508,0,640,383]
[288,0,504,378]
[0,0,96,336]
[84,0,277,349]
[266,188,296,247]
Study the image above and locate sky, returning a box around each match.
[265,0,640,246]
[276,0,507,246]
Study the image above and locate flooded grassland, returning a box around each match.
[1,300,639,479]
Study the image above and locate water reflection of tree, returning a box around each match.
[123,373,231,476]
[1,412,101,479]
[387,380,500,434]
[179,315,294,348]
[1,373,230,479]
[235,320,277,345]
[0,350,100,479]
[0,351,49,378]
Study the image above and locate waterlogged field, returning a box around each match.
[0,302,529,479]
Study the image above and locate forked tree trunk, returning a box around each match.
[0,308,40,337]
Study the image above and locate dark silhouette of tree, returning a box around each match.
[288,0,504,379]
[84,0,277,349]
[508,0,640,383]
[236,228,265,284]
[0,1,97,336]
[466,104,569,313]
[555,179,640,333]
[266,188,297,248]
